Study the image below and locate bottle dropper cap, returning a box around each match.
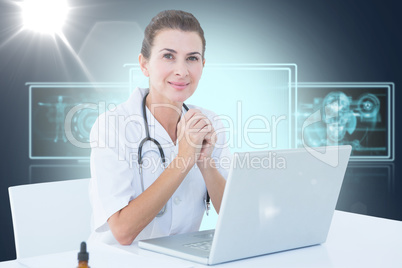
[78,242,89,262]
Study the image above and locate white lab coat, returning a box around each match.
[88,87,231,245]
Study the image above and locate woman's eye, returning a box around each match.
[163,53,174,59]
[188,56,199,61]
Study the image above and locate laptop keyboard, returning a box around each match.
[183,240,212,251]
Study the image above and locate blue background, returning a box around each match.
[0,0,401,261]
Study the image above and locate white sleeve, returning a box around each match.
[89,113,137,233]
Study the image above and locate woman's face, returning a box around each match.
[140,29,205,104]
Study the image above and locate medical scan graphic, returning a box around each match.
[37,95,77,143]
[30,85,129,158]
[297,85,393,160]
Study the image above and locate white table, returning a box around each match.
[1,211,401,268]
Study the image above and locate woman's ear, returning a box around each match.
[203,58,206,67]
[139,53,150,77]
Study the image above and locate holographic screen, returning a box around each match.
[296,83,394,161]
[127,63,297,152]
[29,83,129,159]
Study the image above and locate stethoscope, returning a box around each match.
[138,93,211,217]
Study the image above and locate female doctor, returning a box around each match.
[89,10,231,246]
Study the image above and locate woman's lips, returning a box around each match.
[168,81,189,90]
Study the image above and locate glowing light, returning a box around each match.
[21,0,69,34]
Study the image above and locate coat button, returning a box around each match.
[174,197,181,205]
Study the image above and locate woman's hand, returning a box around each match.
[177,109,215,167]
[197,125,217,160]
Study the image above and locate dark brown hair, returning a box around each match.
[141,10,206,60]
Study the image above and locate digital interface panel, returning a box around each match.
[29,83,129,159]
[296,83,394,161]
[126,63,297,151]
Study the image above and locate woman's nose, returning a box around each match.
[174,61,189,77]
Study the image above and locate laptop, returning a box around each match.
[139,145,352,265]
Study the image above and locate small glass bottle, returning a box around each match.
[77,241,90,268]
